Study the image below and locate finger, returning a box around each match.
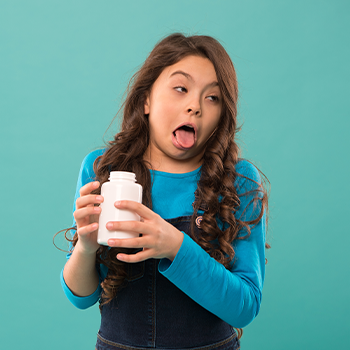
[106,219,145,233]
[76,194,103,209]
[74,206,101,222]
[107,236,145,249]
[77,222,98,236]
[116,249,155,263]
[79,181,100,197]
[114,200,157,220]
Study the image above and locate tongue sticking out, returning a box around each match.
[174,126,195,149]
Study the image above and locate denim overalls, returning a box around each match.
[95,216,240,350]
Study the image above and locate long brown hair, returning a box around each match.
[68,33,269,337]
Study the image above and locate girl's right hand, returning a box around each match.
[73,181,103,254]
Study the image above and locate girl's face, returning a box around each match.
[144,55,222,173]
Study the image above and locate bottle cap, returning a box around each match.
[109,171,136,182]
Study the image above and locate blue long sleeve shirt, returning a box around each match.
[60,149,266,328]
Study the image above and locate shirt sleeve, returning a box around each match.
[158,160,266,328]
[60,149,106,309]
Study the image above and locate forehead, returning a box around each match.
[160,55,219,84]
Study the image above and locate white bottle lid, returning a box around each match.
[108,171,136,182]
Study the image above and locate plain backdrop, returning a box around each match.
[1,1,349,349]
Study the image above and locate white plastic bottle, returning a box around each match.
[97,171,143,245]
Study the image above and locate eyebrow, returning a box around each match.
[170,70,219,88]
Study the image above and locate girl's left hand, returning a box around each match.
[106,201,184,263]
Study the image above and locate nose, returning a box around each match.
[186,99,201,117]
[187,108,201,116]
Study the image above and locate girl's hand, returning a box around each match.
[107,201,184,263]
[73,181,103,255]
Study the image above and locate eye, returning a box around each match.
[174,86,187,93]
[207,95,219,102]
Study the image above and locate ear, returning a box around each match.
[144,94,150,115]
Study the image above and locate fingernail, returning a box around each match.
[115,201,121,207]
[106,222,113,229]
[108,240,115,246]
[96,195,103,202]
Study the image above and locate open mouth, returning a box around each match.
[172,123,197,149]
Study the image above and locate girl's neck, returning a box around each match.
[143,149,203,174]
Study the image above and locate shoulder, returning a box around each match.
[81,148,106,170]
[234,159,262,194]
[73,148,107,213]
[235,159,261,183]
[234,160,266,222]
[78,148,106,184]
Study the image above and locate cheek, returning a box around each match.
[201,116,221,141]
[209,112,221,131]
[149,97,178,124]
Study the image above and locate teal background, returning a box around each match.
[1,0,349,349]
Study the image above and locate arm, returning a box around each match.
[60,150,105,309]
[62,230,100,297]
[61,241,101,309]
[158,161,266,328]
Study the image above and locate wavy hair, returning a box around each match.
[67,33,269,338]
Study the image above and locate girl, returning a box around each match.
[60,33,268,350]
